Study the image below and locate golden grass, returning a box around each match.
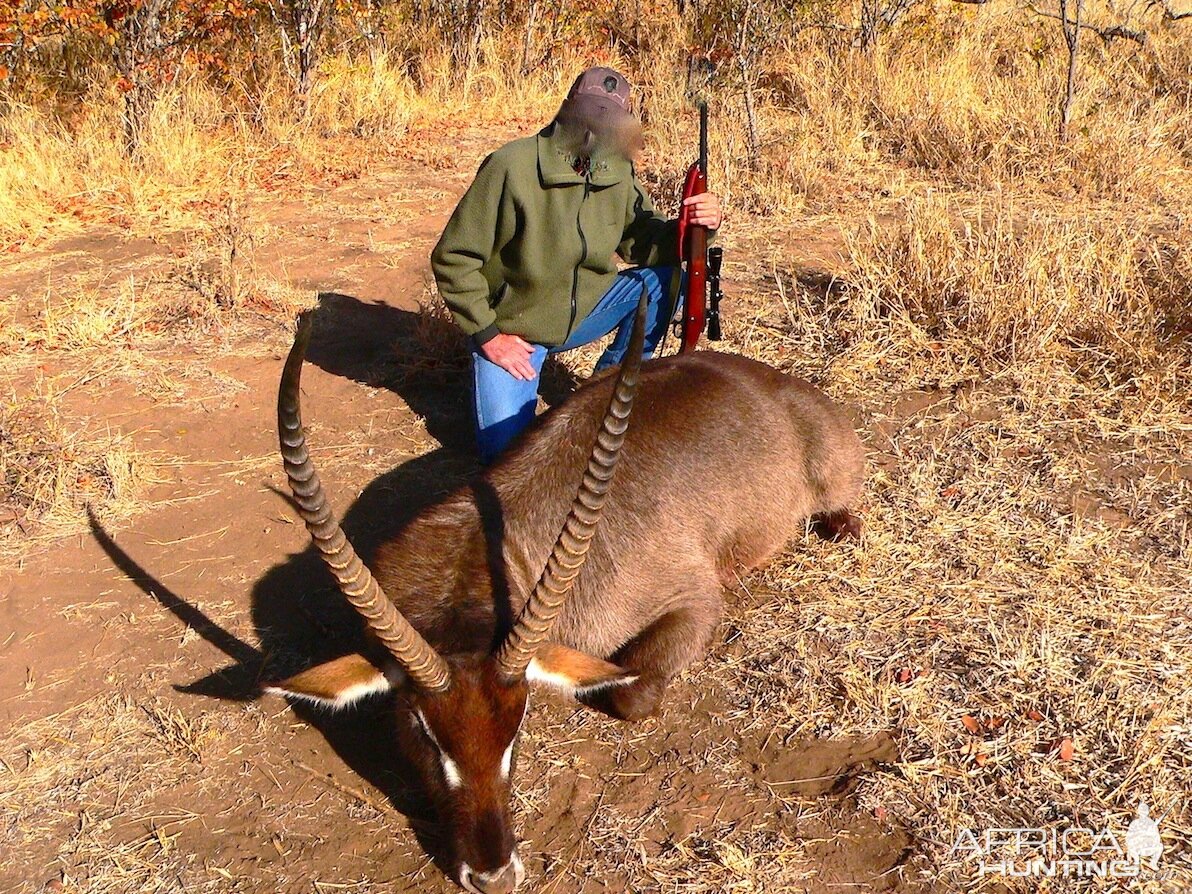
[839,197,1189,373]
[0,386,143,553]
[2,3,1190,889]
[0,83,244,246]
[701,189,1192,890]
[0,218,312,361]
[4,2,1190,243]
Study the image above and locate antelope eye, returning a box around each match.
[413,710,441,750]
[414,710,464,789]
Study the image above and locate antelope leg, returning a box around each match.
[581,600,721,722]
[809,508,862,542]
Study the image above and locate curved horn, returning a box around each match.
[278,314,452,692]
[497,286,650,680]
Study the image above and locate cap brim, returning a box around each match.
[564,93,633,121]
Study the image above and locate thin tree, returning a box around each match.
[733,0,760,166]
[268,0,331,97]
[1058,0,1083,141]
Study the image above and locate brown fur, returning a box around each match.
[274,350,864,892]
[375,351,864,716]
[267,654,389,706]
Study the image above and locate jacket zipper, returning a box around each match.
[567,174,591,341]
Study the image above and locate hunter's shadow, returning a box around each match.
[304,291,581,452]
[90,292,575,882]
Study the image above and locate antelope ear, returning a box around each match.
[527,643,638,696]
[264,654,396,710]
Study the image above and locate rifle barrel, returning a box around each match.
[699,102,708,178]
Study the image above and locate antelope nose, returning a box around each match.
[462,851,524,894]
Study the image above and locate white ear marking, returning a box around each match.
[526,658,638,697]
[265,674,392,711]
[500,741,514,779]
[441,753,463,789]
[575,674,639,696]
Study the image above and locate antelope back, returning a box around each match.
[462,350,865,659]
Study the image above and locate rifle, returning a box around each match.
[707,245,723,341]
[675,57,723,353]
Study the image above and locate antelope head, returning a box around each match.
[267,292,649,893]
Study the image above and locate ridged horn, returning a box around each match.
[278,313,452,692]
[496,286,650,680]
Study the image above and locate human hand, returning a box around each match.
[682,192,724,230]
[480,332,537,381]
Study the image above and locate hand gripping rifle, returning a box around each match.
[675,55,723,353]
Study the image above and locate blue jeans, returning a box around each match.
[471,266,674,463]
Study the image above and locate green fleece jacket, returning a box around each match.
[431,124,678,348]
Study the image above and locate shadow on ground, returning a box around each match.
[87,292,581,882]
[304,291,581,452]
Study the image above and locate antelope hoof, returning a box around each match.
[811,508,862,542]
[581,676,665,722]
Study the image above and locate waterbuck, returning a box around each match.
[268,294,864,893]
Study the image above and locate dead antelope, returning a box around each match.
[268,294,864,893]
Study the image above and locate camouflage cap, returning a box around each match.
[560,67,633,123]
[567,67,632,111]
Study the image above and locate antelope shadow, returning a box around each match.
[90,292,583,881]
[88,461,463,876]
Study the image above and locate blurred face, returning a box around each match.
[554,95,643,163]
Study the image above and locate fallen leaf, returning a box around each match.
[961,714,982,735]
[960,741,987,764]
[1058,737,1075,761]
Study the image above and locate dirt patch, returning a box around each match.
[802,808,914,892]
[752,731,899,797]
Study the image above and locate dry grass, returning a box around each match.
[2,1,1190,890]
[0,211,312,360]
[0,388,144,554]
[158,201,313,334]
[839,197,1190,374]
[6,2,1186,248]
[0,695,237,893]
[702,189,1192,891]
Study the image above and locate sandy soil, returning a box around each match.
[0,130,920,893]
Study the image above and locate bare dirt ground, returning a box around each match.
[2,124,1192,894]
[0,128,934,893]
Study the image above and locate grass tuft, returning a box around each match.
[0,389,143,551]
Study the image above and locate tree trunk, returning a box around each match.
[736,0,760,166]
[1058,0,1083,141]
[520,0,537,74]
[112,0,167,155]
[859,0,879,50]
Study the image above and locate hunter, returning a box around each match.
[432,66,723,463]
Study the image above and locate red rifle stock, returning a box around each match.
[677,101,709,354]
